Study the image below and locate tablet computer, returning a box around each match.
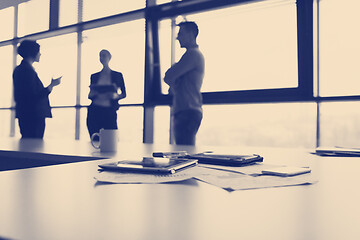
[183,153,263,166]
[98,157,198,174]
[90,84,116,93]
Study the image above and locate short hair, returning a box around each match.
[100,49,111,57]
[177,21,199,38]
[17,40,40,59]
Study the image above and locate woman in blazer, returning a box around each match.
[86,49,126,139]
[13,40,61,139]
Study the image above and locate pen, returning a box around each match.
[152,151,188,158]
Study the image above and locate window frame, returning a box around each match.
[144,0,314,105]
[0,0,318,144]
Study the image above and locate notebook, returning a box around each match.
[98,157,198,174]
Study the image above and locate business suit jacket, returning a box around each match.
[89,70,126,110]
[13,60,52,118]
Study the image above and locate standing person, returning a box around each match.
[164,21,205,145]
[87,49,126,140]
[13,39,62,139]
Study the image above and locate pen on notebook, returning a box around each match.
[152,151,188,158]
[153,151,214,158]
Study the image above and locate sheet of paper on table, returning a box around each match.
[193,167,317,191]
[94,164,317,191]
[199,163,286,175]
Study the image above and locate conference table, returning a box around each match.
[0,137,359,240]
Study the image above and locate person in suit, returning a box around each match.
[86,49,126,140]
[13,39,62,139]
[164,21,205,145]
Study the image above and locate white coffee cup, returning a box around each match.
[91,129,119,152]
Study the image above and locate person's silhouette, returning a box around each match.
[13,40,62,139]
[86,49,126,140]
[164,21,205,145]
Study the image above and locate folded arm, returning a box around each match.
[164,51,196,87]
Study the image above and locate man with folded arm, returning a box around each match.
[164,21,205,145]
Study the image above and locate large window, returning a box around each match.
[1,0,359,148]
[18,0,50,37]
[83,0,145,22]
[319,102,360,147]
[153,103,317,148]
[81,19,145,106]
[43,108,76,139]
[159,0,298,94]
[158,19,172,94]
[36,34,78,107]
[13,108,76,139]
[197,103,316,148]
[59,0,78,27]
[0,45,14,108]
[318,0,360,97]
[0,110,12,138]
[0,7,14,41]
[154,106,171,144]
[117,107,144,143]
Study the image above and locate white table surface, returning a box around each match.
[0,138,360,240]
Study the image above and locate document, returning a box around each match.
[199,163,285,176]
[94,164,317,191]
[193,167,317,191]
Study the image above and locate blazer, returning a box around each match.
[13,60,52,118]
[89,70,126,110]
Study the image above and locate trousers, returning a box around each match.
[87,105,118,139]
[173,109,202,145]
[18,116,46,139]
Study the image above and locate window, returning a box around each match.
[43,108,76,139]
[152,103,317,148]
[117,107,143,143]
[159,0,298,94]
[154,106,171,144]
[0,110,12,137]
[0,7,14,41]
[81,20,145,106]
[158,19,173,94]
[318,0,360,97]
[14,108,76,139]
[18,0,50,37]
[197,103,317,148]
[0,45,14,108]
[12,109,75,139]
[319,102,360,147]
[83,0,145,22]
[36,33,78,106]
[59,0,78,27]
